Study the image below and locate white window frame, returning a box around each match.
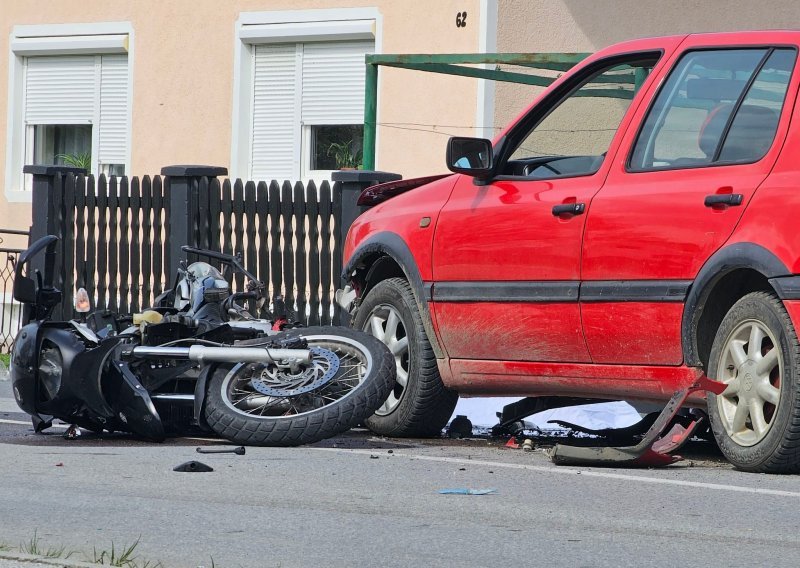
[231,8,382,181]
[5,22,134,202]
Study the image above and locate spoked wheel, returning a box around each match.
[204,327,394,446]
[364,304,409,416]
[354,278,458,437]
[708,292,800,473]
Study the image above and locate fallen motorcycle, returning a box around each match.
[10,235,395,446]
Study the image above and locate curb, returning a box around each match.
[0,552,106,567]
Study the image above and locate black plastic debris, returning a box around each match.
[173,460,214,472]
[448,415,473,438]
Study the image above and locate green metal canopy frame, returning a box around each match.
[361,52,592,170]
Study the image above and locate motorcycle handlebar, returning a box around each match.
[181,245,262,288]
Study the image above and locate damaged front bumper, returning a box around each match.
[548,375,726,467]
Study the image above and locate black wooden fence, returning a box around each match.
[25,165,400,327]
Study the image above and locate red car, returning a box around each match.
[340,31,800,473]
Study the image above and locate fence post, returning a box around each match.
[331,170,401,325]
[161,165,227,280]
[24,164,87,319]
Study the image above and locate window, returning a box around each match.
[250,40,373,181]
[629,48,795,171]
[505,57,657,179]
[6,24,132,199]
[232,9,380,182]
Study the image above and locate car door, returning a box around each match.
[430,47,672,365]
[581,33,800,365]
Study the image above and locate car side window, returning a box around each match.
[629,48,796,171]
[505,57,658,180]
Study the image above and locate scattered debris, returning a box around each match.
[521,439,534,452]
[196,446,245,455]
[370,455,379,459]
[447,415,473,438]
[173,460,214,472]
[438,488,497,495]
[55,462,63,467]
[63,424,81,439]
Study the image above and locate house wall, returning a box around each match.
[494,0,800,132]
[0,0,484,245]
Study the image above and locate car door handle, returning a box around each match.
[552,203,586,216]
[704,193,743,207]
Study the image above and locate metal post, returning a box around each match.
[161,165,227,280]
[362,61,378,171]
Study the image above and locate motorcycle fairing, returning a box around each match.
[103,361,165,441]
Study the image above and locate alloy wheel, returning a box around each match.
[364,304,409,415]
[716,319,783,446]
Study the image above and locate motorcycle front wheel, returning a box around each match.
[203,326,395,446]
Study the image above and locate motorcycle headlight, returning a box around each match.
[38,343,63,401]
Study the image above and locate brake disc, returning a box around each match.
[249,346,340,397]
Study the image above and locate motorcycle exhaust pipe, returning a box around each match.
[131,345,313,365]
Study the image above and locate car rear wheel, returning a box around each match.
[707,291,800,473]
[354,277,458,437]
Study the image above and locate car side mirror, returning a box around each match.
[446,137,494,179]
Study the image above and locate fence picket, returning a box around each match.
[129,177,141,313]
[255,181,269,317]
[141,176,153,308]
[319,182,333,325]
[294,181,308,325]
[306,185,321,326]
[280,181,295,313]
[221,179,233,258]
[152,176,165,295]
[118,176,131,315]
[85,175,97,310]
[232,179,245,292]
[268,181,282,302]
[96,175,109,311]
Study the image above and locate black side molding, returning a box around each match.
[581,280,692,303]
[769,275,800,300]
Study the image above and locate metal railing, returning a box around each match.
[0,229,28,353]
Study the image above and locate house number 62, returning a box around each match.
[456,11,467,28]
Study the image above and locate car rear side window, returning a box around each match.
[629,48,796,171]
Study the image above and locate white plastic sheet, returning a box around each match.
[451,397,642,430]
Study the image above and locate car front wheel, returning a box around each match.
[354,277,458,437]
[707,291,800,473]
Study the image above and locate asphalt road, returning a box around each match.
[1,378,800,568]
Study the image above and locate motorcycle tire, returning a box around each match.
[204,326,395,446]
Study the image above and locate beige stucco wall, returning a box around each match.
[0,0,483,245]
[494,0,800,132]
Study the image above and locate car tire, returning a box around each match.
[354,277,458,437]
[707,291,800,473]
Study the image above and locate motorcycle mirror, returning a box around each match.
[74,287,91,313]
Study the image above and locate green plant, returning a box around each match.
[19,530,75,559]
[56,151,92,171]
[326,140,362,169]
[0,353,10,366]
[89,537,162,567]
